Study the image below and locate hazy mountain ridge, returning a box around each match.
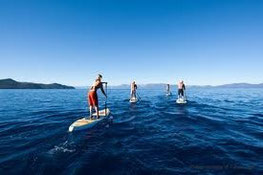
[215,83,263,88]
[108,83,263,89]
[0,79,75,89]
[2,79,262,89]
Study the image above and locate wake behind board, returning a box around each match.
[129,97,138,103]
[176,98,187,104]
[68,108,110,132]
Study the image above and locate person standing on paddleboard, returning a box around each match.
[177,80,186,99]
[130,81,137,99]
[166,84,171,94]
[88,74,107,119]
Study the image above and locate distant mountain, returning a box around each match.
[110,83,173,89]
[215,83,263,88]
[110,84,130,89]
[63,82,263,90]
[76,84,169,89]
[188,85,214,88]
[0,79,75,89]
[109,83,263,89]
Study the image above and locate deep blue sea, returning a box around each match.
[0,88,263,175]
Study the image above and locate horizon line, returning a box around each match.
[1,78,263,87]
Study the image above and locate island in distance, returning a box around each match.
[0,78,75,89]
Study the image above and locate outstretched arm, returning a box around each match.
[100,83,107,98]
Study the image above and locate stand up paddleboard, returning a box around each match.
[68,108,110,132]
[176,98,187,104]
[129,97,138,103]
[69,82,110,132]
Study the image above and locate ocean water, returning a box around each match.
[0,88,263,175]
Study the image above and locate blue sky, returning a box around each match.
[0,0,262,86]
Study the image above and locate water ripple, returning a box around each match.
[0,89,263,174]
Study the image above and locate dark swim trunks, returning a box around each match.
[178,89,184,96]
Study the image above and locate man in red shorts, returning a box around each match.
[88,74,107,119]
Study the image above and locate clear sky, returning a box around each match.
[0,0,262,86]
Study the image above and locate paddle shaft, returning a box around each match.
[104,82,107,114]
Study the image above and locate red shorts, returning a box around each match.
[88,91,98,107]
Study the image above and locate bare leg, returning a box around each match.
[95,106,99,119]
[89,106,93,119]
[179,90,182,99]
[131,91,134,99]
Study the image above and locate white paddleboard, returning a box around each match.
[129,97,138,103]
[176,98,187,104]
[68,108,110,132]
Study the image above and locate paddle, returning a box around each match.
[137,92,141,101]
[184,89,187,101]
[104,82,108,115]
